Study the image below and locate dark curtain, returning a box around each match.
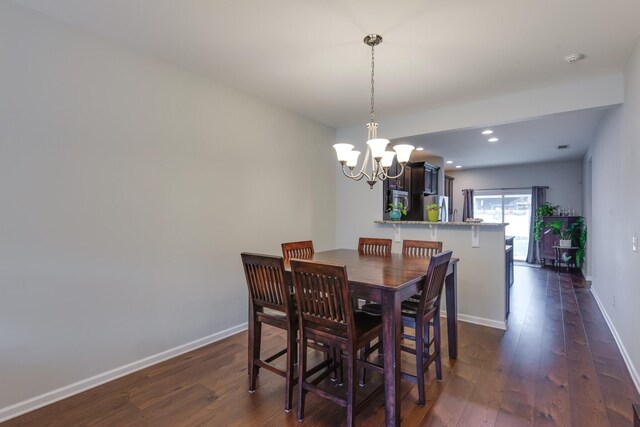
[462,189,474,221]
[526,186,546,264]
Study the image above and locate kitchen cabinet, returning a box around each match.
[386,159,410,191]
[540,216,580,266]
[382,160,411,219]
[383,160,440,220]
[424,163,439,195]
[505,243,513,318]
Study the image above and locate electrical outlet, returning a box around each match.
[633,235,638,253]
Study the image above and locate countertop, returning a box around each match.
[375,220,508,226]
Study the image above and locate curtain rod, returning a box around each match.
[463,186,549,192]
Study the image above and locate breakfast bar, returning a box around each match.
[374,220,509,330]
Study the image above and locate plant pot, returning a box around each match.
[559,239,572,248]
[389,210,402,221]
[427,209,439,222]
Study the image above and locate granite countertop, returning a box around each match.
[375,220,508,226]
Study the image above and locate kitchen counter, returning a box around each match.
[375,220,508,226]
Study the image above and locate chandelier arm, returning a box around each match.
[341,164,371,181]
[357,144,372,176]
[379,164,407,180]
[376,168,390,181]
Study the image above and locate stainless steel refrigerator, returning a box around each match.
[423,195,449,222]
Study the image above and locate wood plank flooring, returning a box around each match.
[4,266,639,426]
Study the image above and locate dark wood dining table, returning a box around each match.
[284,249,459,427]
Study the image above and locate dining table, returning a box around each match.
[284,248,459,427]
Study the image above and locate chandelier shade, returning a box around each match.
[333,143,355,162]
[367,138,390,160]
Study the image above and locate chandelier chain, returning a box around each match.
[370,43,375,124]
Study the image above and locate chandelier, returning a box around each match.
[333,34,414,189]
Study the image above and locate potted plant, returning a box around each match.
[544,220,573,247]
[544,217,587,267]
[387,202,407,221]
[426,203,440,222]
[533,202,560,242]
[574,216,587,267]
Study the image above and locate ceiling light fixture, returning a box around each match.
[488,137,499,142]
[455,165,462,169]
[446,160,453,164]
[333,34,413,189]
[564,53,585,63]
[482,130,493,135]
[416,147,424,151]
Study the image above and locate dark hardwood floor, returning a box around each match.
[5,266,639,426]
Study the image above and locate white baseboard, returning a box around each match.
[590,288,640,394]
[0,322,248,423]
[440,311,507,330]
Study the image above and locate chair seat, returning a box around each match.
[304,310,381,344]
[354,310,383,337]
[361,302,428,318]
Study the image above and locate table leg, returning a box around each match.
[381,291,401,427]
[445,263,458,359]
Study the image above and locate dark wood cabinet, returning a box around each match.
[382,160,412,220]
[386,160,410,191]
[424,163,439,195]
[383,160,439,220]
[444,175,454,215]
[540,216,580,265]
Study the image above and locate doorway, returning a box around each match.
[473,190,532,260]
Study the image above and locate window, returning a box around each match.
[473,190,532,260]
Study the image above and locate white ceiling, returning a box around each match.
[12,0,640,128]
[400,107,608,170]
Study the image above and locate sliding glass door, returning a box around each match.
[473,190,532,260]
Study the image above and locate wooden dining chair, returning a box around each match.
[240,252,297,412]
[361,240,442,357]
[403,240,443,301]
[360,251,452,405]
[402,239,443,258]
[281,240,314,262]
[290,259,384,427]
[398,250,452,405]
[358,237,392,256]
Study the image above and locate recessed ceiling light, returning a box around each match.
[488,137,499,142]
[455,165,462,169]
[482,130,493,135]
[446,160,453,164]
[416,147,424,151]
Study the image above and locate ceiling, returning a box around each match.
[12,0,640,128]
[400,107,609,170]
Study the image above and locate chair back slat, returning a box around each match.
[402,240,443,258]
[358,237,392,256]
[418,251,453,313]
[282,240,314,262]
[241,253,291,314]
[291,259,353,334]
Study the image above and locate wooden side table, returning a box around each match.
[552,246,579,272]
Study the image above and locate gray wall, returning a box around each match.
[585,34,640,391]
[0,2,336,412]
[447,160,583,217]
